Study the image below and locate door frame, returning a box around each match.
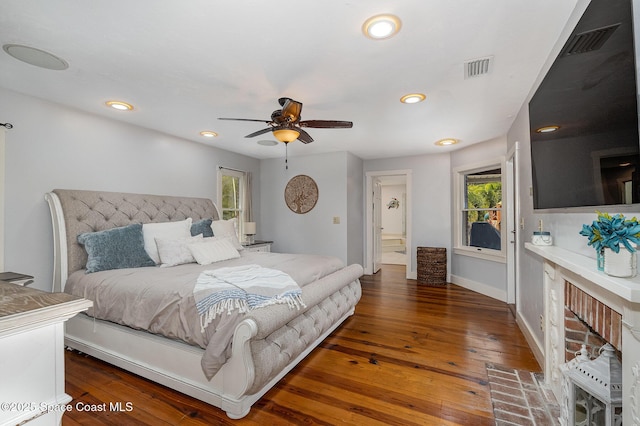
[505,141,520,305]
[365,170,412,278]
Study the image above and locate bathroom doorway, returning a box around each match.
[380,176,407,265]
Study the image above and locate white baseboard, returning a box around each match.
[449,274,507,302]
[515,310,545,369]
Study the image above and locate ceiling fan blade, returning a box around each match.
[218,117,271,123]
[299,120,353,129]
[297,128,314,144]
[245,127,274,138]
[280,98,303,122]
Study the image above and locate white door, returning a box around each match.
[373,178,382,273]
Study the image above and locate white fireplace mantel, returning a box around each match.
[526,243,640,425]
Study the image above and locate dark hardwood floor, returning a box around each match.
[62,264,540,425]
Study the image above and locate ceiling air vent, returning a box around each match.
[464,56,493,79]
[560,24,620,57]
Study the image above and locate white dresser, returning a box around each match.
[0,282,92,425]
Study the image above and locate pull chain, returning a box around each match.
[285,142,289,170]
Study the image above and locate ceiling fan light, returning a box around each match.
[400,93,426,104]
[363,14,401,40]
[273,128,300,143]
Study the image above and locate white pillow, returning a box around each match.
[188,237,240,265]
[156,234,203,267]
[142,218,193,264]
[210,218,244,250]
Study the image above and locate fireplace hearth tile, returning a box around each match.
[487,363,560,425]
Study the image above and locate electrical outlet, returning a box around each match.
[540,314,544,332]
[520,217,525,230]
[333,216,340,224]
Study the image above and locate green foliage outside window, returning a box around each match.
[221,175,241,220]
[466,182,502,223]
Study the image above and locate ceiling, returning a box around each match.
[0,0,581,160]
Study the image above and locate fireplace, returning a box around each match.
[525,243,640,426]
[561,281,623,425]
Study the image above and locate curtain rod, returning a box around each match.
[218,166,248,174]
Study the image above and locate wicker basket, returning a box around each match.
[417,247,447,285]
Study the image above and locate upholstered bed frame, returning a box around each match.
[46,189,363,419]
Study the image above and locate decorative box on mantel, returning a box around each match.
[525,243,640,426]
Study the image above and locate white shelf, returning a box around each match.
[525,242,640,303]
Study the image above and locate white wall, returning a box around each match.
[381,185,405,236]
[0,87,261,291]
[346,152,364,266]
[260,151,363,265]
[505,0,622,358]
[364,153,451,276]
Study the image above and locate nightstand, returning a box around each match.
[0,271,34,286]
[0,282,92,425]
[242,240,273,253]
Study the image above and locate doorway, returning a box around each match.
[506,142,519,315]
[365,170,412,277]
[380,177,407,265]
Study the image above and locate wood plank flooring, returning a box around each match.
[62,264,540,425]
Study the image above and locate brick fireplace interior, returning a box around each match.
[564,280,622,362]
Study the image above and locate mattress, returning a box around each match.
[64,250,345,378]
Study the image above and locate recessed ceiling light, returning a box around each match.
[536,125,559,133]
[199,131,218,138]
[257,140,278,146]
[105,100,134,111]
[362,14,401,40]
[2,44,69,70]
[400,93,426,104]
[435,138,459,146]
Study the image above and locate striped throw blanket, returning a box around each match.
[194,264,306,332]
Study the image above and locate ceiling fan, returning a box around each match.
[219,97,353,144]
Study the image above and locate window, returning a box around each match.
[454,159,505,261]
[217,167,251,239]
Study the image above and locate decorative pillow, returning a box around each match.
[210,218,244,250]
[156,234,203,267]
[77,224,155,273]
[188,237,240,265]
[142,218,193,264]
[190,218,214,238]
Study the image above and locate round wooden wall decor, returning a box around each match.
[284,175,318,214]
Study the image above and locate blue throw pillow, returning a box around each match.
[78,223,156,273]
[191,218,214,238]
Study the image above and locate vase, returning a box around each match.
[597,248,605,271]
[603,247,637,278]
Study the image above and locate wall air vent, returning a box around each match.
[464,56,493,79]
[560,24,620,57]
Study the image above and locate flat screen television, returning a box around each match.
[529,0,640,209]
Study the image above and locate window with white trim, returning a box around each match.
[454,159,505,261]
[217,167,248,238]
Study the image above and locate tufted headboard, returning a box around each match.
[45,189,220,292]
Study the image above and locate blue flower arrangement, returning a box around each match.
[580,212,640,253]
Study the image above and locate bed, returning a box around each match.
[45,189,363,419]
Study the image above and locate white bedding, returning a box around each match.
[64,250,344,378]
